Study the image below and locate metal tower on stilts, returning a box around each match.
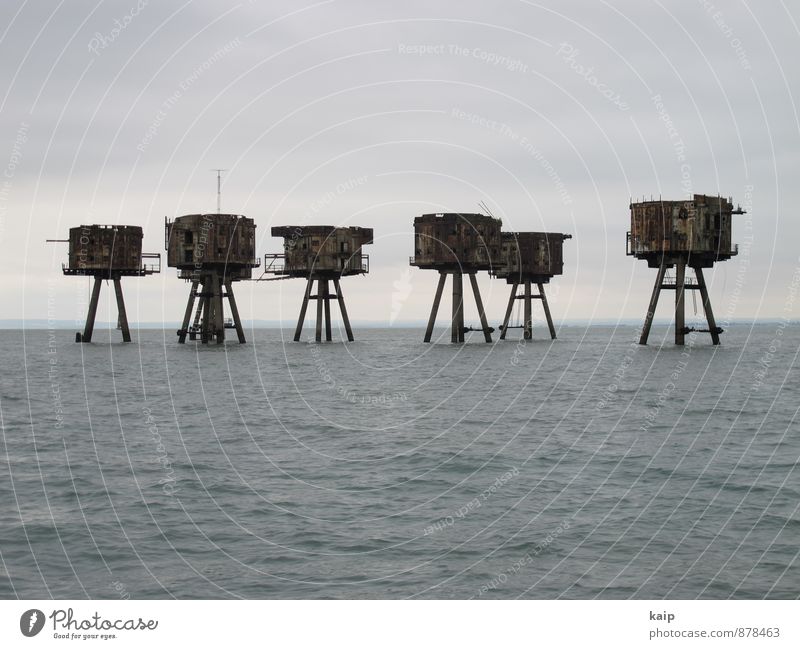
[54,225,160,343]
[492,232,572,341]
[166,214,259,344]
[410,213,501,343]
[628,194,744,345]
[264,226,372,342]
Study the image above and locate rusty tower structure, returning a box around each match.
[60,225,160,343]
[411,212,501,343]
[627,194,744,345]
[166,214,259,344]
[492,231,571,341]
[265,225,372,342]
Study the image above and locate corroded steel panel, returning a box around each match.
[67,224,143,273]
[270,225,373,276]
[410,213,502,270]
[629,194,739,263]
[493,231,571,281]
[166,214,257,279]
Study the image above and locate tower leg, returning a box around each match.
[201,276,212,344]
[640,264,667,345]
[538,283,556,340]
[113,276,131,342]
[212,272,224,344]
[695,267,720,345]
[468,273,492,342]
[500,282,518,341]
[192,290,204,328]
[81,276,103,343]
[675,261,686,346]
[323,279,332,342]
[225,279,246,344]
[315,278,323,343]
[178,280,198,344]
[523,280,532,340]
[294,277,313,342]
[452,272,464,343]
[334,279,354,342]
[424,271,447,343]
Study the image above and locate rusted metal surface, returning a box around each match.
[268,225,373,277]
[492,231,572,283]
[59,224,160,342]
[165,214,258,280]
[630,193,743,346]
[64,225,152,276]
[266,225,372,341]
[165,214,258,344]
[627,194,743,267]
[410,213,502,270]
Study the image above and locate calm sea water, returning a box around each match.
[0,323,798,599]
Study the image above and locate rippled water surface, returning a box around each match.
[0,324,798,599]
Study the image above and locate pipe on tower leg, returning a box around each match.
[81,276,103,343]
[695,267,720,345]
[424,271,447,343]
[179,280,199,344]
[452,272,464,343]
[323,279,332,342]
[334,279,354,342]
[523,280,532,340]
[639,264,667,345]
[113,276,131,342]
[675,261,686,346]
[499,282,518,341]
[539,283,556,340]
[315,278,323,343]
[468,273,492,342]
[294,277,313,342]
[226,278,246,344]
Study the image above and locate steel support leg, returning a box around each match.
[694,267,720,345]
[81,276,103,343]
[499,282,518,341]
[452,272,464,343]
[113,276,131,342]
[294,277,313,342]
[424,272,447,343]
[212,272,224,344]
[469,273,492,342]
[675,261,686,346]
[539,283,556,340]
[334,279,354,342]
[315,278,323,343]
[639,264,667,345]
[323,279,332,342]
[201,277,212,344]
[523,280,532,340]
[226,279,246,343]
[179,280,199,344]
[192,291,204,329]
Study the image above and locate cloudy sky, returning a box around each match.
[1,0,797,327]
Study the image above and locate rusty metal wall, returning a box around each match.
[411,213,502,269]
[67,225,142,272]
[629,194,735,257]
[272,225,373,275]
[495,231,570,279]
[166,214,256,277]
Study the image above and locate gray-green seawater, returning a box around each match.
[0,324,797,599]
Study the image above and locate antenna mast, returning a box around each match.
[211,168,227,213]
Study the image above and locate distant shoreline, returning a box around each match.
[0,319,792,330]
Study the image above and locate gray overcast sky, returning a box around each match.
[1,0,797,327]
